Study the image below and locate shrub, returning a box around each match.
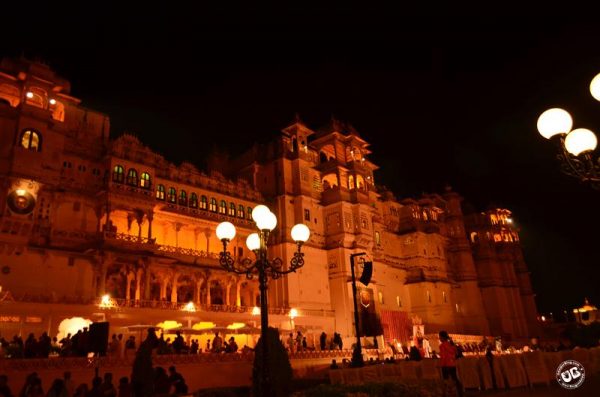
[252,327,293,397]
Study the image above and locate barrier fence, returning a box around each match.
[329,347,600,390]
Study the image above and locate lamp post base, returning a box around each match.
[351,345,364,368]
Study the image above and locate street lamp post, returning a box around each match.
[215,205,310,396]
[537,73,600,189]
[350,252,366,368]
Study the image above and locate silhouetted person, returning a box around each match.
[117,378,131,397]
[100,373,116,397]
[0,375,13,397]
[153,368,169,396]
[319,332,327,351]
[46,379,67,397]
[131,329,158,397]
[168,367,187,395]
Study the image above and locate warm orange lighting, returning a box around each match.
[227,322,246,330]
[251,306,261,316]
[26,92,34,99]
[182,301,196,312]
[289,308,298,319]
[15,189,26,196]
[156,320,182,330]
[541,315,546,321]
[192,321,216,330]
[49,98,56,105]
[99,294,113,308]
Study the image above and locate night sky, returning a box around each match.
[2,7,600,317]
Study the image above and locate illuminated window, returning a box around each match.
[229,202,236,216]
[200,195,208,210]
[470,232,479,243]
[443,291,447,303]
[247,207,252,220]
[209,198,217,212]
[112,165,124,183]
[396,296,402,308]
[140,172,151,189]
[19,129,41,151]
[219,200,227,214]
[375,231,381,245]
[455,303,460,313]
[126,169,138,186]
[190,193,198,208]
[156,185,165,200]
[348,175,355,189]
[238,205,245,218]
[304,209,310,221]
[168,187,177,203]
[179,190,187,206]
[378,291,384,304]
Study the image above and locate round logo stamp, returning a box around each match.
[556,360,585,389]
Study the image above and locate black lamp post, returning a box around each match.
[216,205,310,396]
[349,252,366,367]
[537,72,600,189]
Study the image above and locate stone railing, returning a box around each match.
[0,352,256,371]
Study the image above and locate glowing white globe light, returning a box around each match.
[291,223,310,243]
[246,233,260,251]
[251,205,271,223]
[564,128,598,156]
[216,222,236,241]
[256,211,277,231]
[537,108,573,139]
[590,73,600,101]
[289,308,299,319]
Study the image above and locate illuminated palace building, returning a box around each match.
[0,58,538,345]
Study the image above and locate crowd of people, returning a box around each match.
[0,367,188,397]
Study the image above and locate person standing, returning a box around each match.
[286,333,295,354]
[319,332,327,351]
[439,331,463,397]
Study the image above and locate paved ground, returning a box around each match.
[465,375,599,397]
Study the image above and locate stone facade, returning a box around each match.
[0,58,537,344]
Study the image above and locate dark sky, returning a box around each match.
[2,6,600,316]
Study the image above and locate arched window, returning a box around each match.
[112,165,124,183]
[229,202,236,216]
[219,200,227,214]
[209,198,217,212]
[375,231,381,245]
[168,187,177,203]
[179,190,187,206]
[200,195,208,210]
[238,205,245,218]
[140,172,151,189]
[247,207,252,220]
[126,169,138,186]
[190,193,198,208]
[348,175,355,189]
[20,129,41,151]
[156,184,165,200]
[319,152,328,163]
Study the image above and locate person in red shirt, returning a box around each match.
[438,331,463,397]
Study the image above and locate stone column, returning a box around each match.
[174,223,182,248]
[195,279,203,304]
[125,270,134,300]
[159,275,168,300]
[206,278,212,306]
[147,211,154,241]
[226,280,232,306]
[236,280,242,307]
[170,272,179,303]
[135,268,143,300]
[144,267,151,300]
